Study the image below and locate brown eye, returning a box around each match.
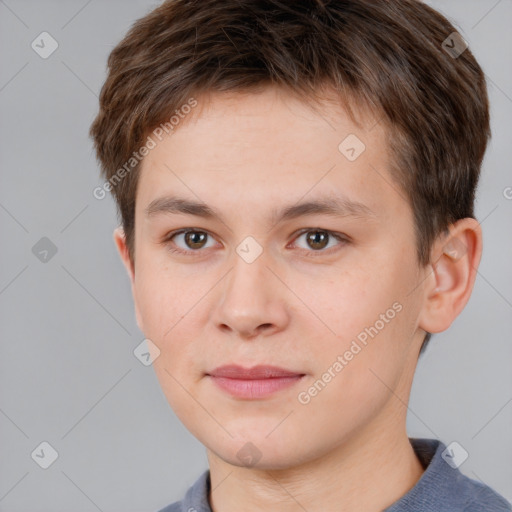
[183,230,208,249]
[292,229,348,255]
[165,229,216,255]
[305,230,329,250]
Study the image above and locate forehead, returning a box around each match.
[136,87,404,225]
[167,86,380,145]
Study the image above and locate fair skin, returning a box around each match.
[114,87,482,512]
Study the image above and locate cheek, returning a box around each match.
[297,307,413,433]
[134,266,184,342]
[300,258,416,375]
[291,263,388,339]
[134,269,202,411]
[134,266,207,384]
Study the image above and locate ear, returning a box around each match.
[113,226,134,281]
[113,226,143,331]
[418,217,483,334]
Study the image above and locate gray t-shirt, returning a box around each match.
[157,438,511,512]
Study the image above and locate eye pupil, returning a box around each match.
[307,230,329,250]
[185,231,207,248]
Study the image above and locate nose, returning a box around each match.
[211,248,290,340]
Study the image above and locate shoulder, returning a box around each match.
[458,477,512,512]
[386,438,511,512]
[424,439,511,511]
[155,469,211,512]
[156,502,182,512]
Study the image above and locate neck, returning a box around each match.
[207,417,425,512]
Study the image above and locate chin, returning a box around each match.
[207,433,308,470]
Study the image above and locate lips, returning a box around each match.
[207,364,304,379]
[206,364,306,399]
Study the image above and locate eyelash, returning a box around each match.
[163,228,349,258]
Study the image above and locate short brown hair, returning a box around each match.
[89,0,491,353]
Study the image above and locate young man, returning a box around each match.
[89,1,511,510]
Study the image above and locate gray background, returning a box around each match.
[0,1,511,510]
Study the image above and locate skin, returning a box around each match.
[114,86,482,512]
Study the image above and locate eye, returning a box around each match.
[163,227,349,257]
[290,228,348,256]
[164,229,217,255]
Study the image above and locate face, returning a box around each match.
[118,87,431,469]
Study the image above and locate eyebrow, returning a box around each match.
[144,194,377,226]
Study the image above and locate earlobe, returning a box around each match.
[418,218,482,334]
